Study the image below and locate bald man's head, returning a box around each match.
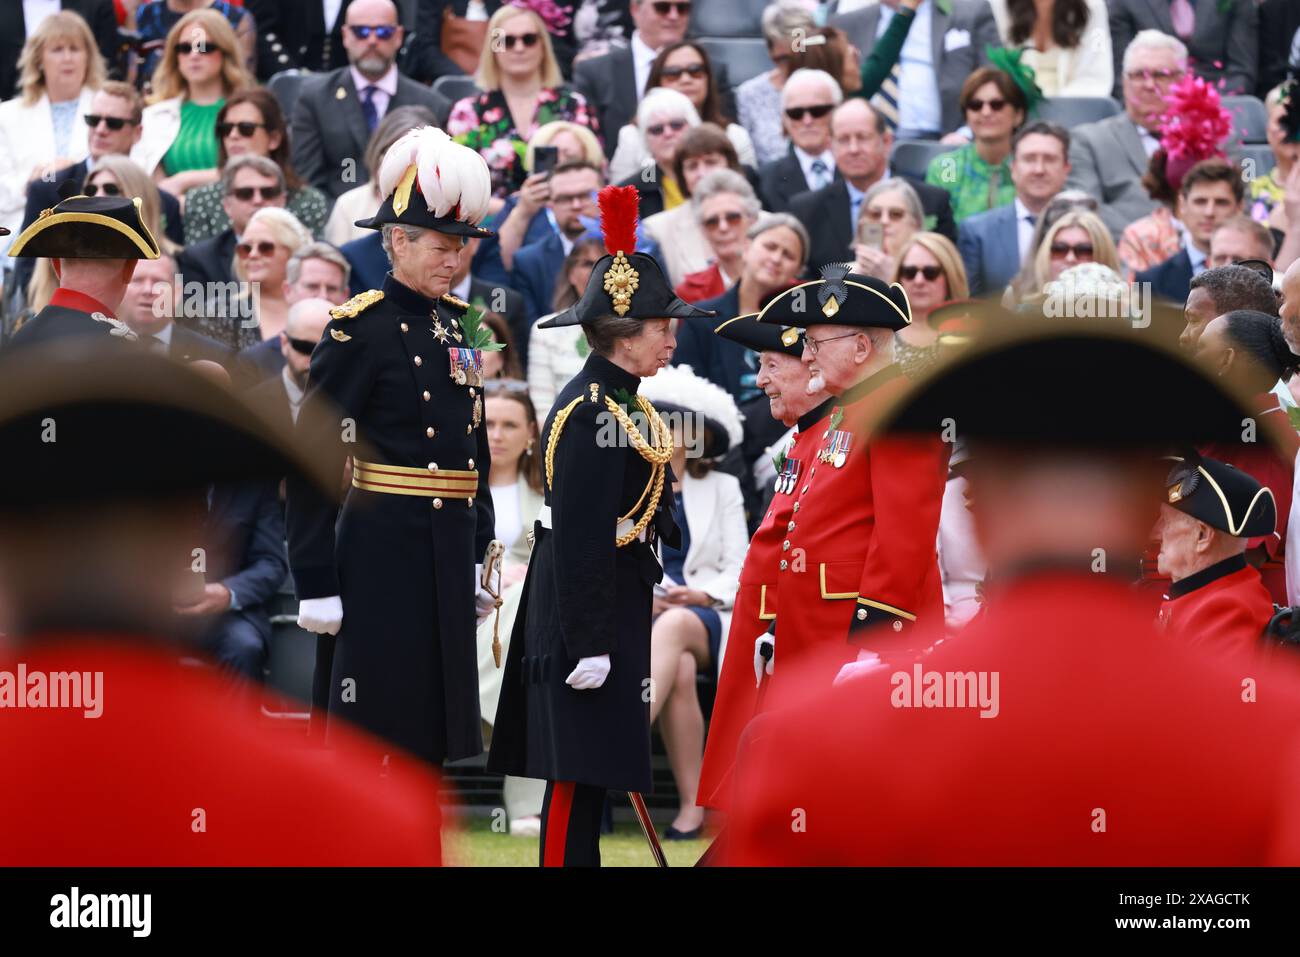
[343,0,403,79]
[282,298,335,385]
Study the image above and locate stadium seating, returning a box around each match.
[432,74,481,105]
[695,36,773,90]
[1036,96,1121,128]
[267,69,309,119]
[1221,94,1269,146]
[1235,143,1278,179]
[690,0,769,39]
[890,139,951,181]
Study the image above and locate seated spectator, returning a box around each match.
[134,0,256,82]
[289,0,448,200]
[643,124,747,288]
[247,297,334,433]
[1005,188,1099,300]
[616,87,699,219]
[0,11,103,250]
[0,3,117,103]
[854,178,925,283]
[174,154,287,293]
[1136,159,1246,304]
[609,41,755,184]
[85,156,180,257]
[133,8,253,199]
[119,251,236,364]
[676,169,762,304]
[735,0,819,166]
[324,104,437,248]
[474,377,547,837]
[1181,263,1281,352]
[412,0,582,82]
[1247,84,1300,240]
[891,232,970,366]
[241,242,351,382]
[182,89,328,244]
[224,206,312,348]
[1067,30,1187,239]
[1109,0,1257,96]
[639,363,748,841]
[1208,216,1277,274]
[526,235,605,420]
[959,121,1071,295]
[245,0,354,80]
[509,159,603,325]
[475,118,606,283]
[446,3,599,202]
[988,0,1114,97]
[756,68,841,214]
[925,66,1026,224]
[1012,209,1119,301]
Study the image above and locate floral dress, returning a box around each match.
[446,86,600,198]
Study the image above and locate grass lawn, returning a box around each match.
[444,814,711,867]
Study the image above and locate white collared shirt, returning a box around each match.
[1136,121,1160,158]
[1014,197,1036,261]
[152,322,174,347]
[282,364,307,424]
[876,0,942,135]
[631,31,659,101]
[1187,241,1208,276]
[350,64,399,119]
[323,0,345,31]
[23,0,60,34]
[793,144,836,191]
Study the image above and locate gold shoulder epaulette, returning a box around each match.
[441,292,471,311]
[330,289,384,320]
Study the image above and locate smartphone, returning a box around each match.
[857,220,884,250]
[533,145,560,176]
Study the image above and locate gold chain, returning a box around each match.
[544,396,585,492]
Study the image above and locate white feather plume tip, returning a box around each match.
[376,126,491,225]
[640,364,744,454]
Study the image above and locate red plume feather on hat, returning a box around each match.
[598,185,640,256]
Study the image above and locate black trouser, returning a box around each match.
[539,780,606,867]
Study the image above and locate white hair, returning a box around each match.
[1122,29,1188,75]
[781,68,844,110]
[761,0,817,45]
[636,87,700,143]
[690,168,761,220]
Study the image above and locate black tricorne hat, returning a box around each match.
[757,263,911,331]
[9,191,159,260]
[1165,453,1276,539]
[713,311,804,357]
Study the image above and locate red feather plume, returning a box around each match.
[598,185,640,256]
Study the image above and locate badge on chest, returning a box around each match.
[448,347,483,387]
[774,455,802,495]
[819,429,852,468]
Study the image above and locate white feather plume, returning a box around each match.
[640,364,744,454]
[376,126,491,226]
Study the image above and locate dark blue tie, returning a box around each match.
[360,86,379,133]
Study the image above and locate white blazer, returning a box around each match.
[0,86,95,244]
[987,0,1114,98]
[131,96,184,178]
[660,469,749,664]
[641,202,713,288]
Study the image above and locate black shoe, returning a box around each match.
[662,824,703,841]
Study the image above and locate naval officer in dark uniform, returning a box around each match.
[5,185,159,347]
[488,185,716,866]
[286,126,499,766]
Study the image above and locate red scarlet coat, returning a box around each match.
[1157,555,1275,660]
[723,573,1300,865]
[0,639,444,866]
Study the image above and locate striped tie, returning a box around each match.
[870,62,901,133]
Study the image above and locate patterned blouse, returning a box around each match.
[181,181,330,245]
[735,71,787,167]
[924,143,1015,224]
[1118,206,1182,280]
[446,86,600,198]
[1248,167,1287,225]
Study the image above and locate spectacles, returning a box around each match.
[285,335,317,356]
[83,182,121,197]
[1125,68,1183,86]
[966,97,1007,113]
[865,206,908,222]
[347,24,398,40]
[176,42,219,56]
[229,185,284,201]
[217,121,268,138]
[236,241,279,258]
[646,119,688,137]
[803,331,855,355]
[552,189,596,206]
[662,63,707,80]
[85,113,134,130]
[784,104,834,121]
[899,264,944,281]
[701,210,744,231]
[500,32,540,50]
[1049,241,1094,258]
[651,1,691,16]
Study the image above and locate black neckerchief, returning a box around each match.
[1166,553,1249,599]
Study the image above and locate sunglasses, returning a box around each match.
[217,121,268,138]
[83,182,121,197]
[286,336,317,356]
[1049,242,1094,258]
[229,185,284,201]
[865,206,908,222]
[702,210,744,231]
[651,1,691,15]
[500,32,540,50]
[899,264,944,281]
[348,24,398,40]
[662,63,707,80]
[647,119,688,137]
[236,241,279,258]
[966,97,1008,113]
[784,104,834,121]
[176,42,220,56]
[84,113,134,130]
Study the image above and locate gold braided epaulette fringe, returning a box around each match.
[330,289,384,320]
[441,292,471,311]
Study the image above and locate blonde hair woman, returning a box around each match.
[446,4,600,200]
[84,155,179,256]
[1027,210,1119,295]
[0,12,103,248]
[891,232,971,362]
[132,8,252,198]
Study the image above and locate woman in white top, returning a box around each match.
[475,378,546,836]
[526,234,605,420]
[987,0,1114,98]
[0,11,102,250]
[640,365,749,840]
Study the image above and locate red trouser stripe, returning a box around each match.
[543,781,575,867]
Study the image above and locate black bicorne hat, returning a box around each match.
[713,311,803,357]
[1165,453,1276,539]
[9,185,159,260]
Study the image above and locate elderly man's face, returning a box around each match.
[783,76,836,155]
[757,350,817,426]
[631,0,690,50]
[1154,504,1212,582]
[391,227,465,299]
[1122,44,1185,131]
[801,322,869,395]
[285,257,348,305]
[1180,286,1220,351]
[1209,225,1273,271]
[121,256,177,337]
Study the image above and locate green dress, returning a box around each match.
[924,143,1015,223]
[162,99,223,176]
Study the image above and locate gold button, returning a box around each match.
[423,390,431,401]
[779,559,788,571]
[432,498,442,509]
[782,540,790,551]
[467,497,474,507]
[414,355,423,366]
[857,609,867,620]
[400,322,409,332]
[426,427,435,438]
[428,462,438,472]
[467,458,475,469]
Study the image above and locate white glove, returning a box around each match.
[565,654,611,690]
[474,562,495,620]
[833,649,887,686]
[298,595,343,635]
[754,633,775,688]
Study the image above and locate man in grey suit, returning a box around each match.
[1065,30,1187,240]
[831,0,999,137]
[289,0,448,199]
[1109,0,1258,97]
[959,122,1072,296]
